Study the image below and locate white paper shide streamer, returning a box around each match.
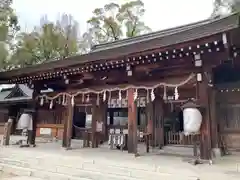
[71,96,75,106]
[118,90,122,100]
[40,97,44,106]
[174,87,179,100]
[133,89,138,101]
[49,100,53,109]
[151,89,155,101]
[103,91,106,101]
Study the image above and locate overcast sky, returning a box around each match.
[12,0,214,34]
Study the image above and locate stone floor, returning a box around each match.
[3,176,44,180]
[1,136,240,179]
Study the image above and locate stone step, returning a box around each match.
[0,162,199,180]
[1,147,238,180]
[0,157,199,180]
[0,155,200,180]
[0,148,198,176]
[1,163,102,180]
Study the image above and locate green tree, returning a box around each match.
[85,0,151,49]
[212,0,240,16]
[0,0,20,70]
[11,14,79,67]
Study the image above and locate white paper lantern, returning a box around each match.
[183,108,202,135]
[17,113,33,130]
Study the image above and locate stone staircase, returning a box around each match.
[0,146,239,180]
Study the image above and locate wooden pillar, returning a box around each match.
[153,95,165,148]
[62,96,73,149]
[209,88,218,149]
[91,99,106,147]
[2,117,13,146]
[127,88,138,154]
[101,100,108,141]
[62,107,67,147]
[198,74,212,160]
[146,98,154,135]
[29,88,40,146]
[91,103,97,148]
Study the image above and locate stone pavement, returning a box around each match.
[3,177,44,180]
[0,141,240,180]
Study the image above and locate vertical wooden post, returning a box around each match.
[62,107,67,147]
[146,96,154,146]
[2,117,13,146]
[29,88,40,146]
[127,88,137,154]
[91,103,97,148]
[153,95,164,148]
[198,74,212,160]
[101,100,108,141]
[209,88,218,149]
[62,96,73,149]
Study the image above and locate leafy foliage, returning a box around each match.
[86,0,151,48]
[0,0,152,69]
[11,14,79,68]
[212,0,240,16]
[0,0,20,70]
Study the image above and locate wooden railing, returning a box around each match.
[165,131,200,146]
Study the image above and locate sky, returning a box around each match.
[12,0,215,34]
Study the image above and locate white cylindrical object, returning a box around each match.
[17,113,33,130]
[183,108,202,135]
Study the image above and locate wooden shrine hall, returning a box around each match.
[1,13,240,160]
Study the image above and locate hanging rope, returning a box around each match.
[37,73,195,101]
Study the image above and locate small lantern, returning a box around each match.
[181,100,202,136]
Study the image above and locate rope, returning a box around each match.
[37,73,196,100]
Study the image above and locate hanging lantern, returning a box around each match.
[118,90,122,100]
[133,89,138,101]
[40,97,44,106]
[16,112,33,130]
[163,86,167,100]
[182,101,202,135]
[71,96,75,106]
[103,91,106,102]
[49,100,53,109]
[150,89,155,101]
[174,87,179,100]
